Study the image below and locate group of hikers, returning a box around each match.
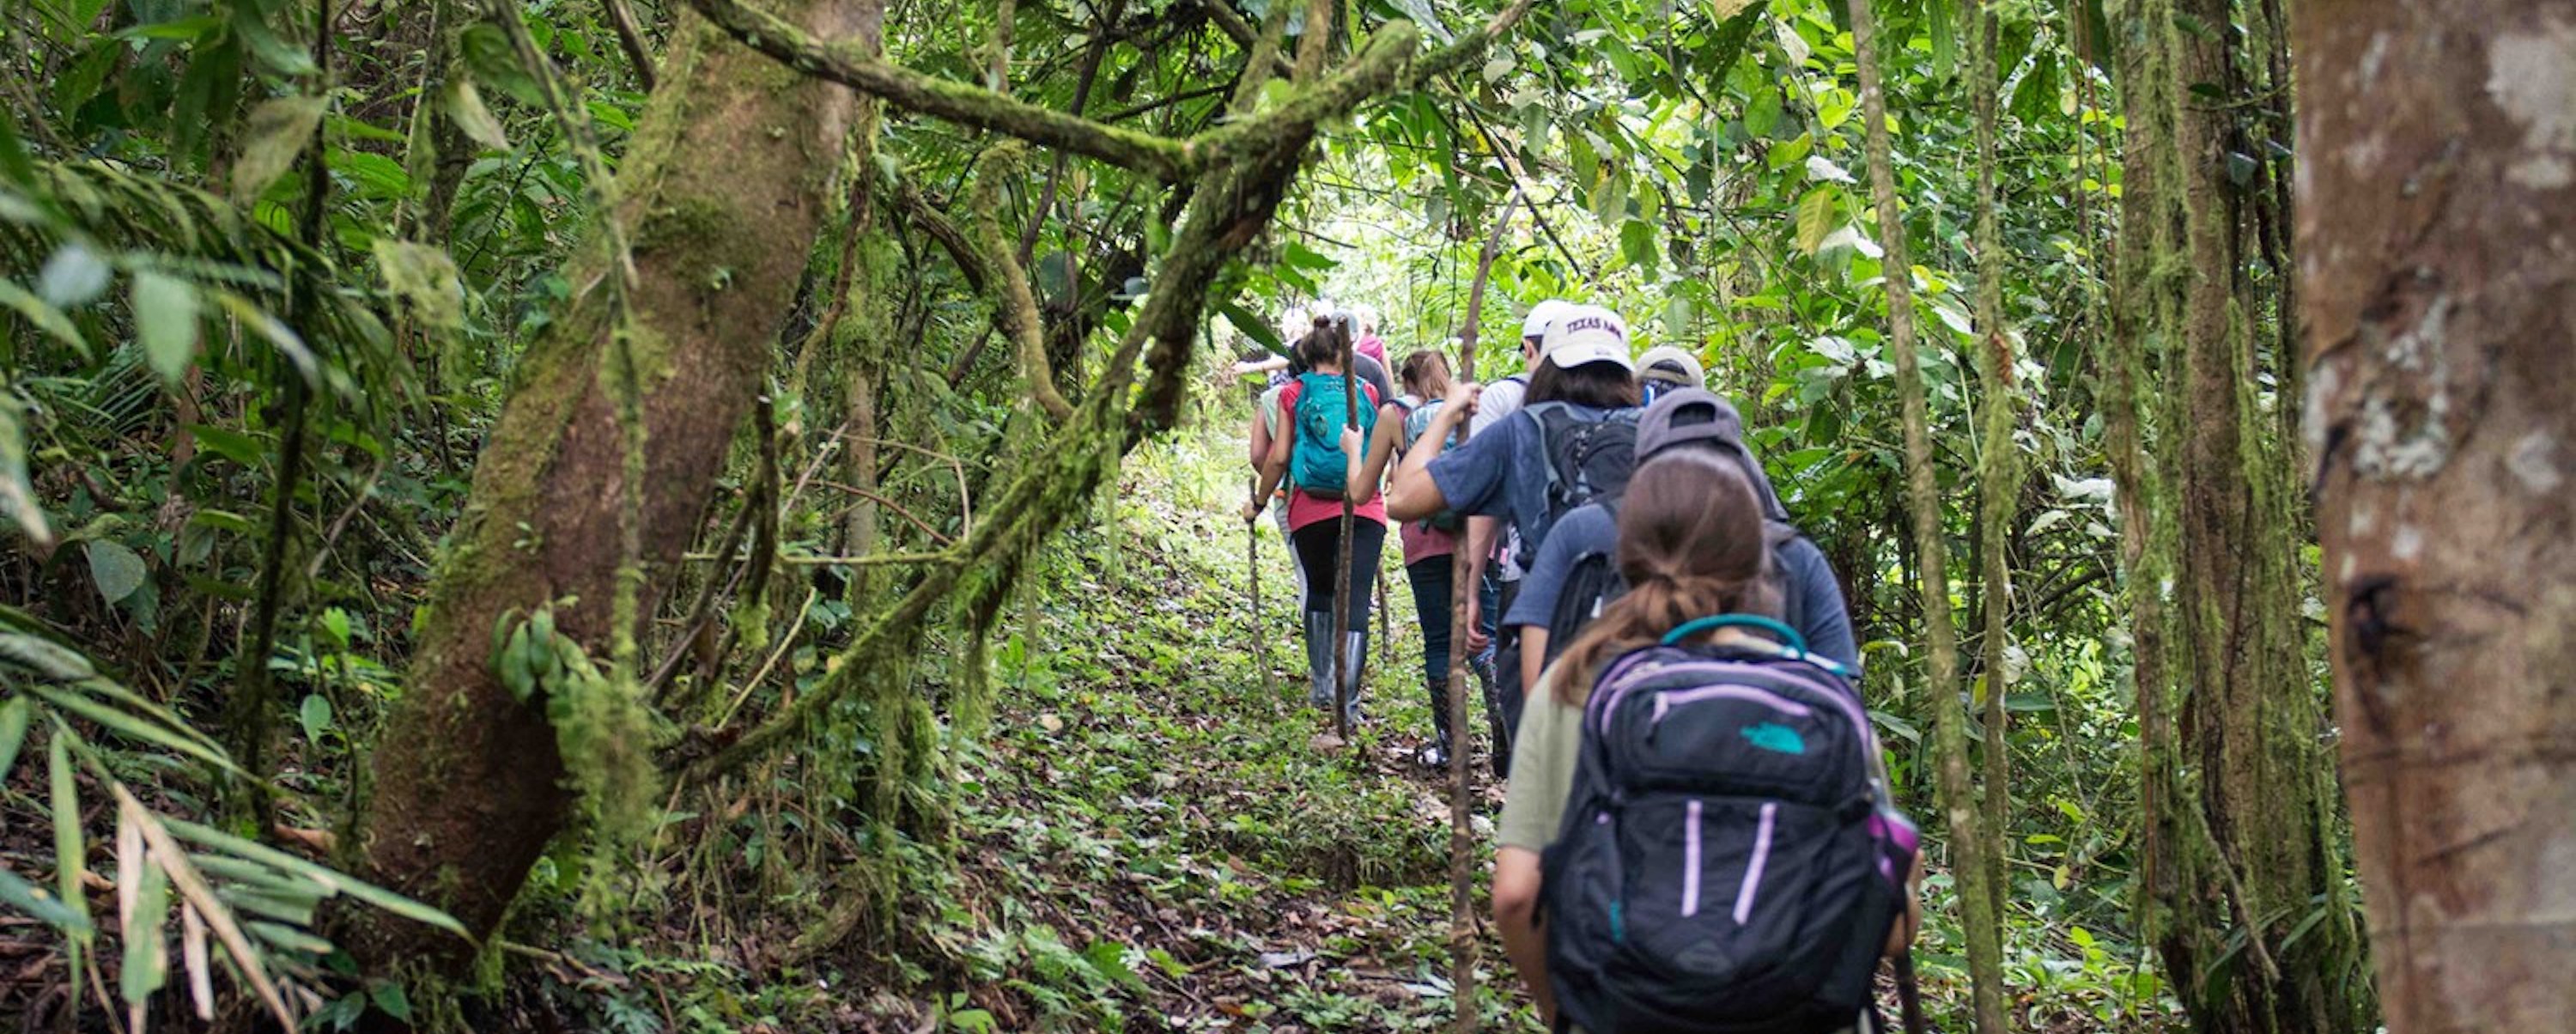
[1234,300,1925,1032]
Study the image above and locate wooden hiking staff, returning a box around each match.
[1249,466,1273,697]
[1444,186,1522,1033]
[1330,318,1359,746]
[1893,949,1928,1034]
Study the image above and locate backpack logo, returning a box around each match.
[1740,721,1807,755]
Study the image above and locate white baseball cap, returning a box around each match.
[1540,305,1634,372]
[1637,344,1705,386]
[1520,299,1573,343]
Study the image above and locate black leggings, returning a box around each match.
[1291,516,1387,625]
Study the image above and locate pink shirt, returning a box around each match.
[1355,334,1388,367]
[1278,380,1388,533]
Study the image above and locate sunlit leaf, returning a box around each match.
[232,95,328,204]
[1794,187,1839,255]
[133,269,202,382]
[37,242,110,307]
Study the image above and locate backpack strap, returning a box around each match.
[1662,614,1808,654]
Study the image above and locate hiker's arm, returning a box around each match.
[1247,405,1273,471]
[1517,626,1549,695]
[1244,395,1294,521]
[1345,405,1403,502]
[1494,848,1559,1023]
[1387,381,1479,520]
[1229,356,1288,380]
[1458,516,1498,650]
[1885,854,1926,958]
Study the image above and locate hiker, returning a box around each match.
[1246,368,1307,599]
[1386,302,1643,774]
[1507,387,1859,696]
[1244,318,1387,726]
[1460,299,1572,665]
[1343,348,1467,767]
[1349,306,1390,368]
[1229,317,1396,406]
[1492,453,1923,1033]
[1636,344,1706,403]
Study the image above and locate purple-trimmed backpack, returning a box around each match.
[1541,616,1920,1034]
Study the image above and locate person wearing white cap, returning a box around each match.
[1635,344,1706,403]
[1385,302,1643,774]
[1438,298,1568,751]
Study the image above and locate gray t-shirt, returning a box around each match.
[1507,503,1861,670]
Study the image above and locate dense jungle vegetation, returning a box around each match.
[2,0,2568,1030]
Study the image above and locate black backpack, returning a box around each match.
[1543,514,1813,670]
[1542,616,1918,1034]
[1522,401,1640,538]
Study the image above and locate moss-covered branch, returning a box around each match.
[969,145,1073,422]
[684,0,1195,180]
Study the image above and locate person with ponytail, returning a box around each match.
[1246,318,1388,726]
[1488,452,1922,1031]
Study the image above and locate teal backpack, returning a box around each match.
[1291,372,1376,500]
[1395,398,1465,532]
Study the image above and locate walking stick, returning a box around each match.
[1893,950,1929,1034]
[1250,471,1273,698]
[1445,186,1522,1034]
[1331,327,1358,745]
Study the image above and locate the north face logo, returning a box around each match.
[1741,722,1806,755]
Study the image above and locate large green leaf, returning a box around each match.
[231,95,327,204]
[85,539,146,605]
[131,270,201,383]
[1795,186,1840,255]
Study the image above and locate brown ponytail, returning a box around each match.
[1552,452,1782,706]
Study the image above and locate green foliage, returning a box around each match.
[0,0,2341,1026]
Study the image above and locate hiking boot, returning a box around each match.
[1337,630,1368,725]
[1303,612,1336,710]
[1415,743,1449,769]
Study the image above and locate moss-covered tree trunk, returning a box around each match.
[1846,2,2010,1030]
[348,0,867,961]
[2117,0,2365,1028]
[2298,2,2576,1030]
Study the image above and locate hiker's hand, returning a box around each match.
[1464,594,1490,650]
[1241,499,1262,524]
[1340,426,1364,458]
[1443,380,1480,414]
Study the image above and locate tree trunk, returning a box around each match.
[1846,2,2010,1031]
[347,0,868,962]
[1964,0,2019,939]
[2115,0,2366,1028]
[2298,3,2576,1031]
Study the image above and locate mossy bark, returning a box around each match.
[2117,0,2365,1028]
[1847,2,2010,1030]
[346,0,869,964]
[1963,0,2020,940]
[2299,2,2576,1030]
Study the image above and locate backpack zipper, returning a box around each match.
[1651,684,1816,723]
[1682,799,1704,917]
[1735,801,1778,924]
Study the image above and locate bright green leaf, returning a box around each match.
[298,695,333,743]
